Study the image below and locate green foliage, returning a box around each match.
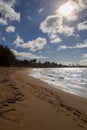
[0,45,16,67]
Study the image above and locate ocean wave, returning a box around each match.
[29,68,87,98]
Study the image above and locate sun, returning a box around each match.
[58,2,74,16]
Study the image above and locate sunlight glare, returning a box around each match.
[58,2,74,16]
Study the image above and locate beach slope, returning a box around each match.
[0,67,87,130]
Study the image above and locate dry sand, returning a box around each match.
[0,67,87,130]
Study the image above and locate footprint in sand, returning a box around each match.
[73,118,77,122]
[78,124,84,128]
[81,118,87,123]
[65,113,70,117]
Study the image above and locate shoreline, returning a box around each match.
[29,68,87,99]
[0,67,87,130]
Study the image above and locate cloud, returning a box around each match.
[74,39,87,48]
[11,49,47,59]
[1,37,6,42]
[0,0,20,25]
[6,25,15,33]
[55,0,87,22]
[22,37,47,52]
[27,16,33,21]
[57,45,67,50]
[57,39,87,51]
[71,0,87,11]
[83,53,87,58]
[40,15,74,43]
[7,0,18,7]
[76,34,80,38]
[0,18,7,25]
[49,34,62,44]
[77,20,87,30]
[38,8,44,14]
[14,35,24,46]
[66,0,87,21]
[50,37,62,44]
[40,15,74,37]
[79,56,87,65]
[39,0,87,42]
[40,14,74,44]
[14,36,47,52]
[58,25,74,37]
[79,59,87,65]
[56,1,78,21]
[40,15,62,34]
[79,51,87,65]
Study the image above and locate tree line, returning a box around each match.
[0,45,66,67]
[0,45,86,67]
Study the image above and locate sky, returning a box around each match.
[0,0,87,65]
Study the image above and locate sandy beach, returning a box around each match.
[0,67,87,130]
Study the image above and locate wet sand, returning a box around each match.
[0,67,87,130]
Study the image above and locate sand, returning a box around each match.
[0,67,87,130]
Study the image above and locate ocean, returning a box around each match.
[29,68,87,98]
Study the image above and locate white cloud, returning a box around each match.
[0,18,7,25]
[22,37,47,52]
[66,0,87,21]
[11,49,47,59]
[40,15,74,38]
[79,58,87,66]
[0,0,20,25]
[79,51,87,65]
[49,34,62,44]
[38,8,44,14]
[50,37,62,44]
[14,36,47,52]
[75,39,87,49]
[57,39,87,51]
[6,25,15,33]
[40,14,74,44]
[27,16,33,21]
[77,20,87,30]
[74,0,87,15]
[76,35,80,38]
[57,45,67,50]
[71,0,87,11]
[1,37,6,42]
[55,0,87,22]
[57,39,87,50]
[40,15,62,34]
[49,34,58,40]
[79,53,87,66]
[58,25,74,37]
[7,0,18,7]
[14,35,24,46]
[83,53,87,58]
[56,1,78,21]
[40,0,87,41]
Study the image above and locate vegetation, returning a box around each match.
[15,59,66,68]
[0,45,16,67]
[0,45,87,67]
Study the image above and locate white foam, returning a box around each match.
[29,68,87,98]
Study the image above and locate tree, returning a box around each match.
[0,45,16,66]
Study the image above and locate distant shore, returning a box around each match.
[0,67,87,130]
